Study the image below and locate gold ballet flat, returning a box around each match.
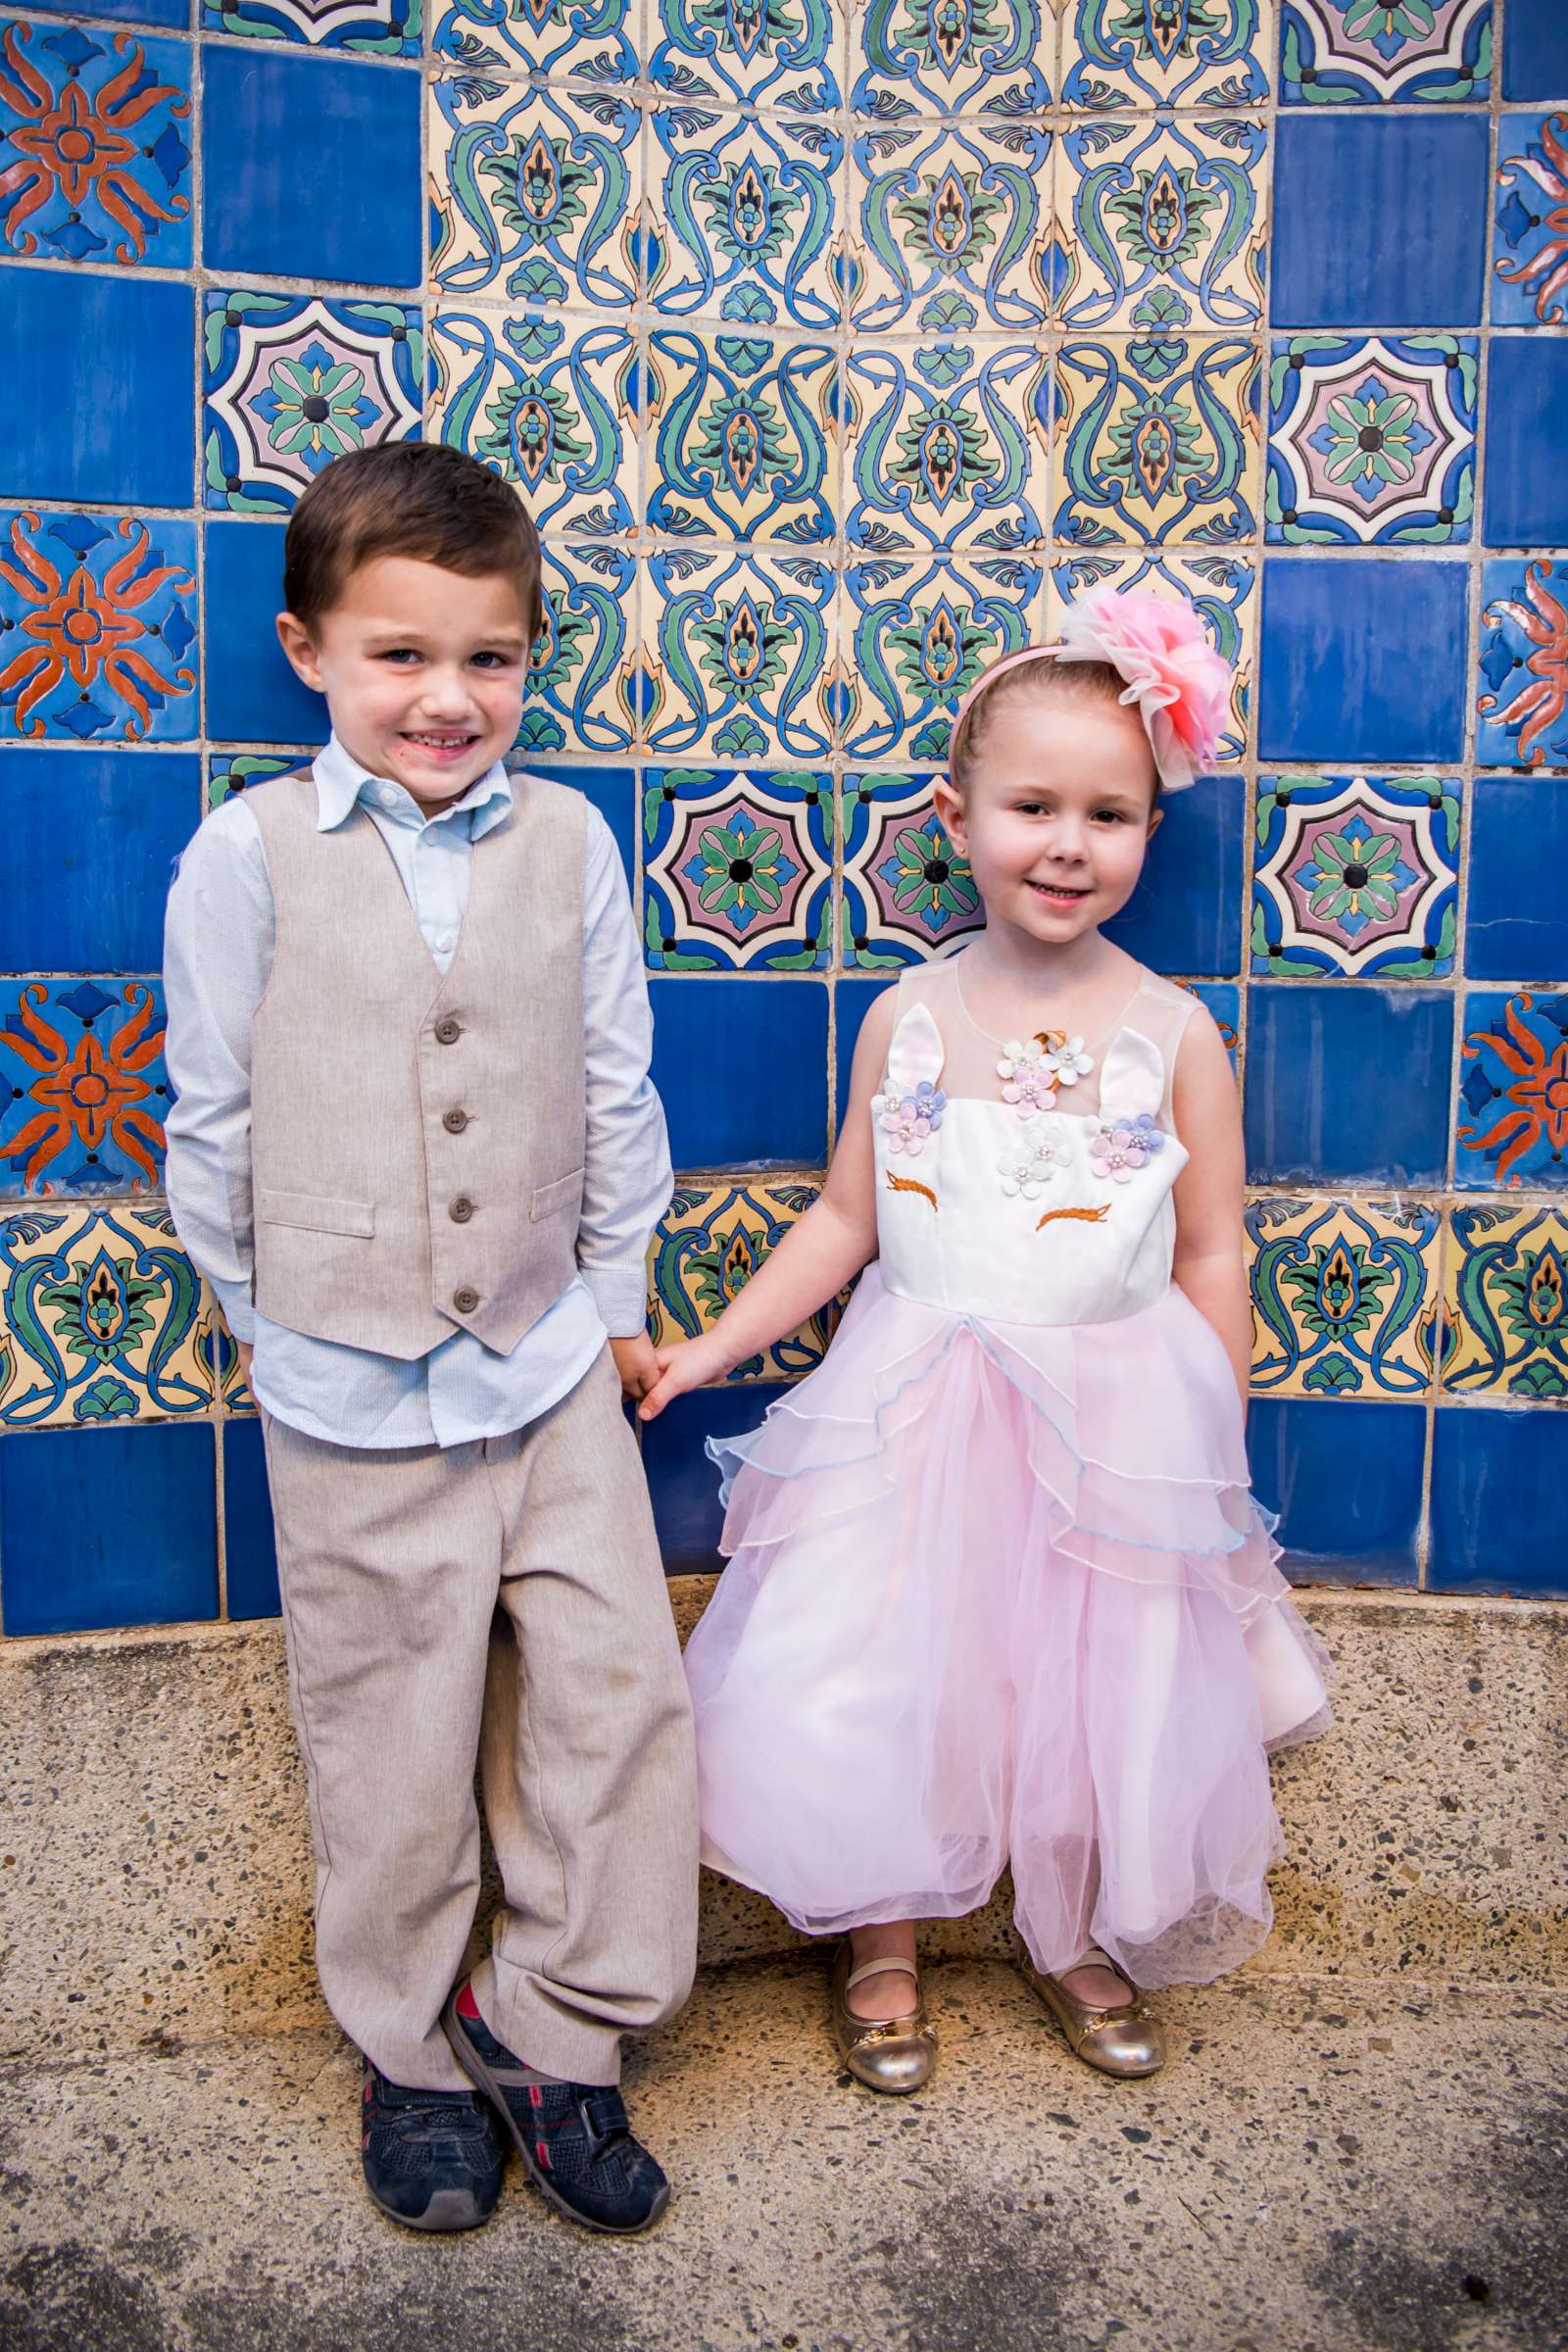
[830,1944,938,2095]
[1022,1944,1165,2080]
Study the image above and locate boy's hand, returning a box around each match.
[610,1332,662,1403]
[637,1336,724,1423]
[235,1339,255,1389]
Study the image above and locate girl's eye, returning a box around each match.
[1093,808,1129,824]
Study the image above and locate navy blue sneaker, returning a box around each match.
[360,2057,505,2232]
[441,1982,670,2235]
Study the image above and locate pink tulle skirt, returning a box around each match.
[684,1265,1332,1989]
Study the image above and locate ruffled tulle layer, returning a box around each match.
[684,1266,1331,1989]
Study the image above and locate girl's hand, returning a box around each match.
[638,1336,725,1422]
[610,1332,662,1402]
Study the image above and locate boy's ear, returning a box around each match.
[276,611,324,692]
[933,773,967,856]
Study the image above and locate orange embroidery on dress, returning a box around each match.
[886,1170,939,1211]
[1036,1203,1110,1232]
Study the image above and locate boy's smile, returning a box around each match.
[277,554,532,816]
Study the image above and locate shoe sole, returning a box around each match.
[440,1994,670,2238]
[367,2182,495,2233]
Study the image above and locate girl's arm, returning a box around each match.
[638,990,897,1420]
[1169,1009,1251,1407]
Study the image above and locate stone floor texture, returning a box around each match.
[3,1956,1563,2352]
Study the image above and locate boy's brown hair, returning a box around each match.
[283,443,544,642]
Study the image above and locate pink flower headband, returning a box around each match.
[951,586,1232,793]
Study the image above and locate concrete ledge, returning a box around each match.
[2,1585,1564,2065]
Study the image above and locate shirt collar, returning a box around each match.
[312,734,514,840]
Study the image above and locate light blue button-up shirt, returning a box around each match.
[163,736,671,1449]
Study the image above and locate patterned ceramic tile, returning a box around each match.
[845,337,1048,554]
[850,0,1052,116]
[430,310,637,539]
[1250,772,1460,979]
[646,106,843,327]
[201,0,420,53]
[1060,0,1272,108]
[206,753,301,810]
[851,116,1054,332]
[1456,992,1568,1191]
[1281,0,1490,101]
[644,768,834,969]
[842,549,1043,760]
[648,329,839,543]
[432,0,639,84]
[1476,558,1568,769]
[0,21,192,266]
[0,511,197,743]
[648,1179,844,1378]
[1265,335,1476,548]
[841,769,982,962]
[0,1203,216,1429]
[651,0,844,109]
[430,78,640,309]
[1443,1202,1568,1401]
[1049,547,1252,761]
[0,980,168,1198]
[644,545,838,759]
[1054,115,1266,335]
[204,293,422,518]
[1054,333,1259,546]
[1493,111,1568,328]
[518,541,641,758]
[1247,1195,1440,1399]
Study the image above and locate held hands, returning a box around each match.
[636,1334,727,1423]
[610,1332,662,1404]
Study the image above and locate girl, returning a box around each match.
[639,588,1330,2094]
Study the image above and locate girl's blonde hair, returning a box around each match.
[948,655,1157,801]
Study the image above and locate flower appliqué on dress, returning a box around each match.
[874,1078,947,1158]
[1089,1112,1166,1184]
[998,1130,1064,1200]
[997,1030,1095,1118]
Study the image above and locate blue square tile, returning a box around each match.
[834,976,897,1132]
[1190,982,1240,1071]
[1482,339,1568,547]
[1430,1404,1568,1594]
[1272,117,1488,327]
[222,1418,278,1619]
[202,0,419,56]
[1,749,199,969]
[1466,779,1568,979]
[1502,0,1568,98]
[201,48,420,288]
[203,290,422,515]
[1245,985,1453,1185]
[642,1383,788,1576]
[1491,113,1568,327]
[1103,774,1244,980]
[1259,559,1469,763]
[651,979,828,1169]
[204,521,327,745]
[0,512,197,744]
[0,25,193,270]
[0,977,170,1197]
[1454,989,1568,1191]
[24,0,189,19]
[1246,1398,1424,1587]
[525,764,636,889]
[0,270,192,510]
[0,1424,218,1634]
[1475,559,1568,769]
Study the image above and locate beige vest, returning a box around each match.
[247,768,586,1360]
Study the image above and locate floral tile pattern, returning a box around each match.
[1247,1195,1440,1399]
[648,1179,844,1378]
[521,540,641,758]
[429,78,641,309]
[207,753,300,809]
[648,329,839,542]
[204,293,423,517]
[1054,115,1266,335]
[1493,111,1568,329]
[643,768,834,969]
[430,310,637,538]
[201,0,421,54]
[1265,335,1477,547]
[1054,334,1259,546]
[1456,992,1568,1191]
[647,106,844,327]
[1443,1203,1568,1402]
[0,1203,216,1429]
[432,0,639,84]
[1475,558,1568,769]
[1048,547,1252,761]
[1281,0,1491,104]
[851,117,1054,332]
[0,21,192,266]
[652,0,843,109]
[0,511,197,742]
[841,769,981,962]
[851,0,1052,116]
[0,980,168,1197]
[644,545,838,759]
[843,550,1042,760]
[1060,0,1273,109]
[845,338,1049,553]
[1250,773,1460,980]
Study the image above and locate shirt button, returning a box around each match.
[433,932,455,955]
[377,784,399,809]
[450,1195,475,1223]
[443,1107,468,1134]
[434,1015,462,1045]
[453,1286,479,1315]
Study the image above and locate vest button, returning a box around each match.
[453,1286,479,1314]
[434,1015,462,1045]
[443,1107,468,1134]
[450,1195,475,1223]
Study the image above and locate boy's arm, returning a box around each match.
[162,801,276,1359]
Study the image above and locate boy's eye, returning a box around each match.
[471,651,514,670]
[380,648,419,664]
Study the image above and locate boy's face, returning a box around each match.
[277,555,532,814]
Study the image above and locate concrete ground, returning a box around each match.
[2,1955,1563,2352]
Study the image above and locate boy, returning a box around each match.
[164,442,698,2236]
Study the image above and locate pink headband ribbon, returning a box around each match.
[952,586,1232,794]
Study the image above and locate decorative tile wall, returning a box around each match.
[3,1,1567,1635]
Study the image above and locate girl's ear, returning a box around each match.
[934,774,967,855]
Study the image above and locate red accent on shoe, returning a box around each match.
[529,2083,543,2109]
[362,2133,370,2151]
[535,2139,552,2172]
[456,1983,482,2024]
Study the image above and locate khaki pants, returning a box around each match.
[261,1348,699,2090]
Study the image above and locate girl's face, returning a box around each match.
[935,690,1160,948]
